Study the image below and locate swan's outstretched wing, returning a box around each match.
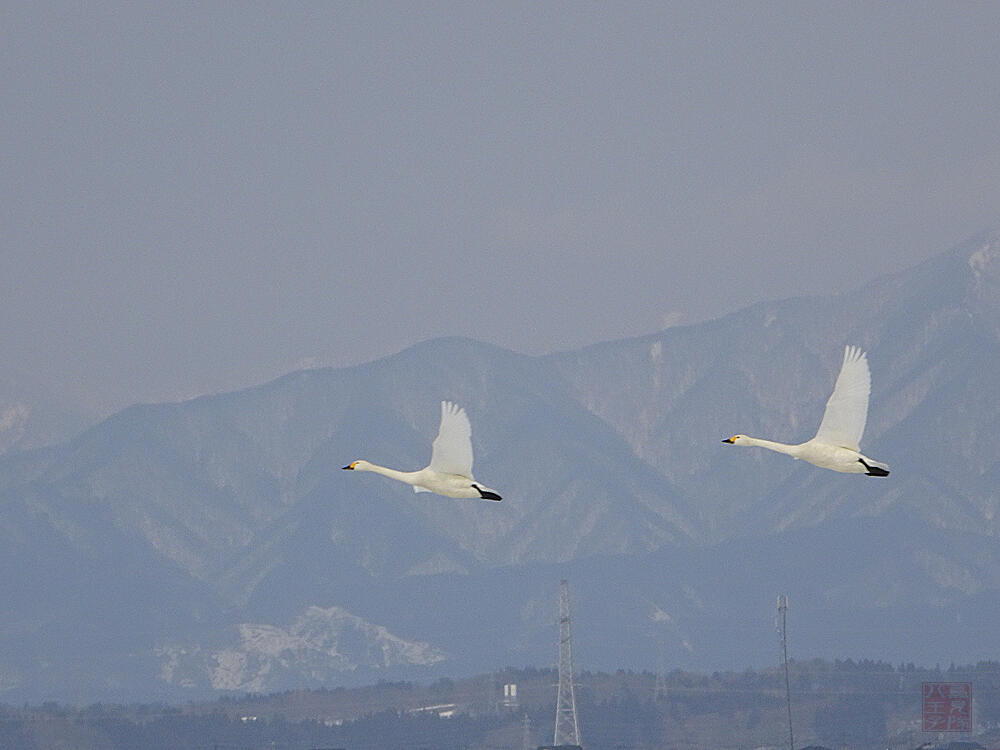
[428,401,474,478]
[812,346,871,451]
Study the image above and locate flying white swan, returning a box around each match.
[343,401,503,500]
[722,345,890,476]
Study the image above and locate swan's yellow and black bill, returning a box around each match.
[342,462,358,470]
[722,436,735,444]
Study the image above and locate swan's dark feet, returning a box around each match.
[472,484,502,501]
[858,458,889,477]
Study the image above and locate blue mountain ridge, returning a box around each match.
[0,231,998,702]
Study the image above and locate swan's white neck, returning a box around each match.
[740,436,803,458]
[355,461,418,484]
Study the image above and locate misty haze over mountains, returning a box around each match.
[1,232,998,703]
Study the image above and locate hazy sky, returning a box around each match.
[3,2,999,415]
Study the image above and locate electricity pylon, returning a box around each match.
[554,579,581,746]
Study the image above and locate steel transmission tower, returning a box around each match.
[654,632,667,700]
[777,595,794,750]
[521,714,533,750]
[554,579,582,746]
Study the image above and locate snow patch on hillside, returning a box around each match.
[159,605,447,692]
